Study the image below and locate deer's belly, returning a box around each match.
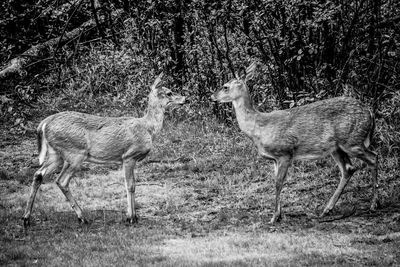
[256,141,333,161]
[86,143,126,164]
[86,156,122,165]
[292,147,333,161]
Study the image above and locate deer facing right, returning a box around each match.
[211,63,378,224]
[23,73,186,227]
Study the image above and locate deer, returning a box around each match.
[23,73,186,227]
[211,62,378,224]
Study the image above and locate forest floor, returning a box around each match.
[1,118,400,266]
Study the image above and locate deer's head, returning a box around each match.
[211,62,258,103]
[148,73,186,107]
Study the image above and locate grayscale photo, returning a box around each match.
[1,0,399,265]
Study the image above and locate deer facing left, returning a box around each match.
[23,73,186,227]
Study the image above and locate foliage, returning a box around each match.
[0,0,399,154]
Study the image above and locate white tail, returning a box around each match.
[211,63,378,223]
[37,122,47,165]
[23,73,186,226]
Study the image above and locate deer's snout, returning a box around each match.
[176,95,186,104]
[211,92,218,101]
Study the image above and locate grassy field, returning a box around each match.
[1,118,400,266]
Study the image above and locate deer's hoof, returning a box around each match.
[23,217,30,228]
[320,208,333,218]
[269,214,282,224]
[78,217,89,224]
[126,216,138,225]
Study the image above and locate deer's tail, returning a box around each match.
[37,122,48,166]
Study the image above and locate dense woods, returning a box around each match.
[1,0,399,154]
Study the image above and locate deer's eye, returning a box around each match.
[223,87,230,92]
[166,91,173,96]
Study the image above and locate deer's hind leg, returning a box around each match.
[23,151,62,227]
[322,147,355,217]
[55,154,87,224]
[350,146,379,211]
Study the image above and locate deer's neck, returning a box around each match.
[232,94,258,137]
[143,102,166,136]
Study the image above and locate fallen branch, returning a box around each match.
[0,9,123,81]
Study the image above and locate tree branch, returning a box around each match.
[0,9,123,81]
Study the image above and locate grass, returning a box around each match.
[1,117,400,266]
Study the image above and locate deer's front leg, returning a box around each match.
[270,157,291,224]
[123,159,137,224]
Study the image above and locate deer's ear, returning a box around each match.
[245,62,258,81]
[237,66,246,80]
[151,72,164,90]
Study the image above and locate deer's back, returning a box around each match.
[254,97,373,159]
